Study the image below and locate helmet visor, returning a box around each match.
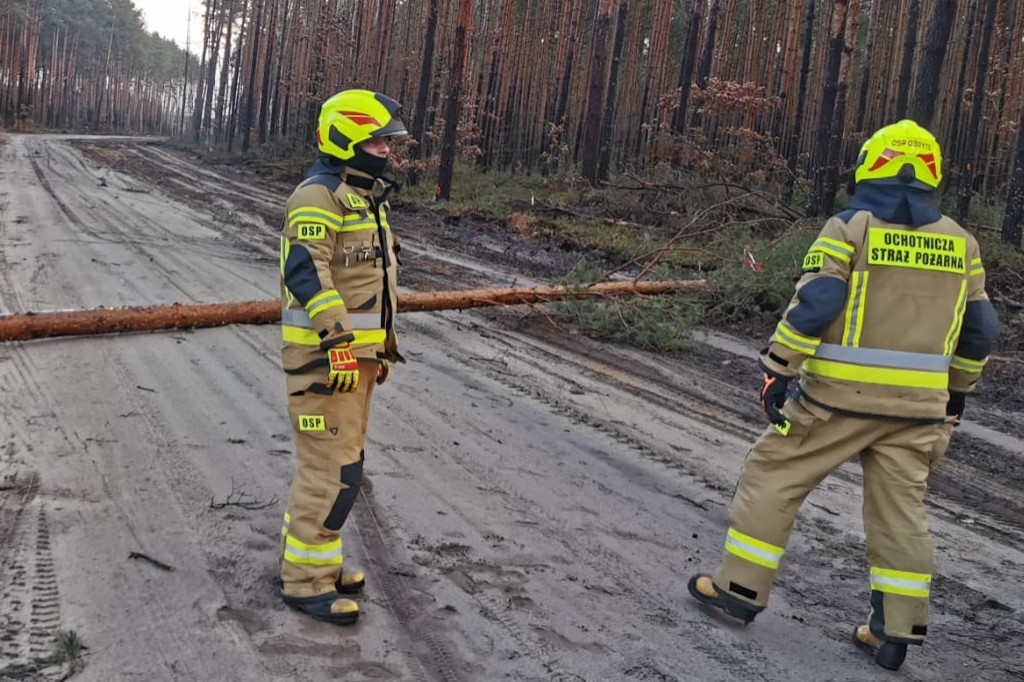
[372,116,408,138]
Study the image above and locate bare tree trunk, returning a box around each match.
[822,0,860,209]
[672,2,701,135]
[548,0,581,161]
[806,0,849,217]
[598,0,629,181]
[580,0,613,184]
[954,0,998,223]
[216,0,240,140]
[258,0,280,144]
[784,0,816,202]
[1002,92,1024,247]
[408,0,439,186]
[436,0,473,201]
[192,0,216,142]
[95,14,115,128]
[893,0,921,119]
[241,0,265,152]
[690,0,720,130]
[909,0,956,127]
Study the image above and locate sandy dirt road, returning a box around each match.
[1,134,1022,682]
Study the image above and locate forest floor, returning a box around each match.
[1,133,1022,682]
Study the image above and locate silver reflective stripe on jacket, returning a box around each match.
[814,343,952,372]
[281,308,382,330]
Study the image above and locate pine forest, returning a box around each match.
[3,0,1024,243]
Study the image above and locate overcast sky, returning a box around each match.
[134,0,203,53]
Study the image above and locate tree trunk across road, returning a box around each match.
[1,134,1021,681]
[0,280,707,343]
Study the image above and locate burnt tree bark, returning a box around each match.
[436,0,473,201]
[598,0,629,181]
[580,0,613,184]
[690,0,719,131]
[672,2,701,135]
[807,0,848,217]
[893,0,920,119]
[407,0,439,186]
[784,0,816,202]
[909,0,956,127]
[954,0,998,223]
[1001,94,1024,247]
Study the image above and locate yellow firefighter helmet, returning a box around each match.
[316,90,407,162]
[854,119,943,189]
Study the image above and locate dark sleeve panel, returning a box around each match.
[283,246,323,305]
[786,276,848,337]
[955,299,1001,360]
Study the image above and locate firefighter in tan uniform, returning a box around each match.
[278,90,407,625]
[688,120,1001,670]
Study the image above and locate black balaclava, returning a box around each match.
[348,145,389,178]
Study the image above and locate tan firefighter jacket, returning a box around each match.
[762,209,999,420]
[279,166,402,373]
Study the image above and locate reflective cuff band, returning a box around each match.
[725,527,785,570]
[306,290,345,318]
[950,355,986,373]
[815,344,952,372]
[811,237,854,263]
[282,512,290,537]
[870,567,931,598]
[773,323,821,354]
[969,258,985,276]
[283,534,343,566]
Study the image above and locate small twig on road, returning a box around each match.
[525,301,563,329]
[128,551,176,573]
[674,493,709,510]
[210,479,279,510]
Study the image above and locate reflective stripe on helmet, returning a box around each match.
[317,90,407,161]
[855,119,943,189]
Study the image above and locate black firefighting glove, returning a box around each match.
[946,391,966,425]
[757,358,791,426]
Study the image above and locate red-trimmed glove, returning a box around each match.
[327,344,360,393]
[757,359,791,425]
[376,359,391,385]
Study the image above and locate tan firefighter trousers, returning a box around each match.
[280,359,377,598]
[712,396,953,644]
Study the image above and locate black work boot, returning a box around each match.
[282,591,359,625]
[852,624,907,670]
[336,568,366,595]
[687,574,761,624]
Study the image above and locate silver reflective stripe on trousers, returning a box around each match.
[814,343,951,371]
[281,308,382,330]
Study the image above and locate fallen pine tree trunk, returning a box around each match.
[0,280,707,342]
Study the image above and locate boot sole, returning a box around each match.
[336,577,365,595]
[687,574,758,624]
[851,626,904,671]
[282,596,360,626]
